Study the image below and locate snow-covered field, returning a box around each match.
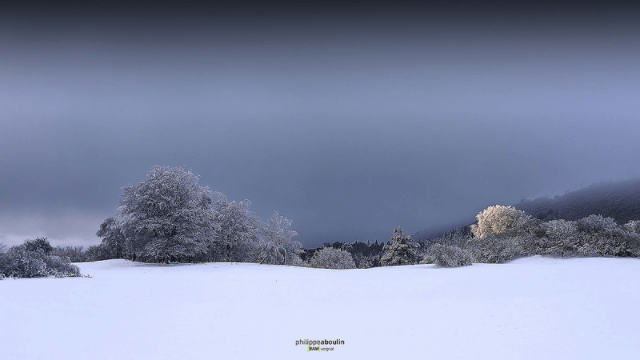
[1,256,639,359]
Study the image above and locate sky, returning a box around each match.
[1,1,640,248]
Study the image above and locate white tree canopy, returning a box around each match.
[118,166,216,263]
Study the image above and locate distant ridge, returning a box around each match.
[513,178,640,224]
[414,178,640,241]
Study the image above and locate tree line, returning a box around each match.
[93,166,302,265]
[2,166,640,279]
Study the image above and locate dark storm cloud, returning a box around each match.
[1,1,640,247]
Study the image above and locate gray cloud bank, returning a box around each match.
[1,2,639,247]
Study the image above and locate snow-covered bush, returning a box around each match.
[24,238,53,255]
[624,220,640,234]
[542,219,579,257]
[42,254,82,277]
[0,249,7,279]
[576,214,618,235]
[380,227,419,266]
[574,215,640,257]
[534,215,640,258]
[465,235,523,264]
[428,244,473,267]
[0,245,80,278]
[471,205,532,239]
[309,247,356,269]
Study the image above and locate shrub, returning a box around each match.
[465,235,523,264]
[576,214,618,235]
[625,220,640,234]
[533,215,640,258]
[42,254,82,277]
[0,245,81,278]
[0,251,6,280]
[309,247,356,269]
[542,219,580,257]
[429,244,473,267]
[574,215,640,257]
[24,238,53,255]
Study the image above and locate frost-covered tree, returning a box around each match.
[24,238,53,255]
[465,234,523,263]
[575,214,618,235]
[0,244,6,279]
[465,205,540,262]
[624,220,640,234]
[543,219,579,257]
[118,166,216,263]
[84,244,107,261]
[212,193,261,262]
[96,217,126,259]
[51,246,88,262]
[471,205,532,239]
[261,211,302,265]
[254,238,282,265]
[380,227,419,266]
[309,247,355,269]
[574,215,639,257]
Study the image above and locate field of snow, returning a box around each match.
[1,256,639,359]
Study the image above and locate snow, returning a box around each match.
[1,256,639,359]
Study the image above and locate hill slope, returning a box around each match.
[513,178,640,223]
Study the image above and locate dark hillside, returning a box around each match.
[513,179,640,224]
[413,178,640,241]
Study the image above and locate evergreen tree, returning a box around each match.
[380,227,419,266]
